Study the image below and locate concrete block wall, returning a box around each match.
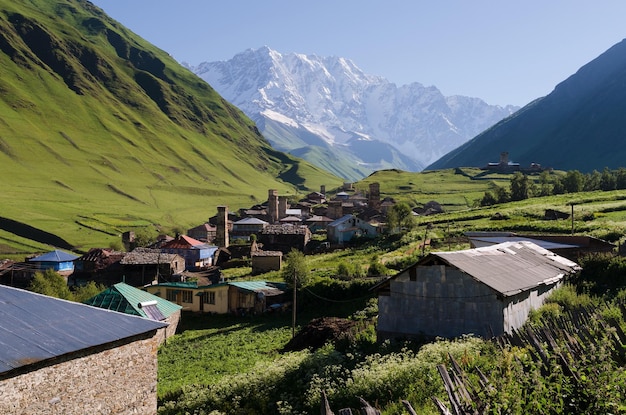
[378,265,504,339]
[0,333,160,415]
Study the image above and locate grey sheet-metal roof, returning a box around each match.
[0,285,166,376]
[422,241,581,297]
[468,236,578,250]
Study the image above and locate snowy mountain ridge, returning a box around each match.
[190,46,518,180]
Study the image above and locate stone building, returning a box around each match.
[251,250,283,274]
[376,241,581,340]
[0,285,166,415]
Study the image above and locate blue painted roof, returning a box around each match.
[29,249,78,262]
[0,285,166,375]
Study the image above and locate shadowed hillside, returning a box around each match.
[427,38,626,173]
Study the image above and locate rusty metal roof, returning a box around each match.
[0,285,166,376]
[420,241,581,297]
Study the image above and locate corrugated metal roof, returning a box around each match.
[422,241,581,297]
[29,249,78,262]
[468,236,578,250]
[0,285,166,375]
[229,281,286,296]
[84,282,181,320]
[234,217,269,225]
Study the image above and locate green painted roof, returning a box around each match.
[84,282,181,320]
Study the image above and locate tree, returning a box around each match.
[616,168,626,190]
[538,171,553,196]
[600,167,616,191]
[73,281,106,303]
[495,186,510,204]
[29,269,73,300]
[584,170,601,191]
[387,202,415,233]
[281,249,310,289]
[563,170,584,193]
[552,176,566,194]
[480,191,497,206]
[510,172,530,201]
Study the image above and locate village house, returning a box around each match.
[84,282,182,341]
[160,234,218,271]
[70,247,125,286]
[305,215,334,233]
[0,285,166,415]
[27,249,78,276]
[258,224,312,253]
[230,217,269,241]
[120,248,185,286]
[376,241,581,340]
[186,223,217,243]
[145,280,287,315]
[327,214,377,245]
[251,250,283,274]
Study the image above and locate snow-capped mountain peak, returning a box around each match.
[192,47,518,180]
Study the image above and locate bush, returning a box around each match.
[367,258,388,277]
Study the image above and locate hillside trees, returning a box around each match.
[387,202,415,232]
[481,167,626,206]
[281,249,311,288]
[510,171,531,201]
[28,269,105,302]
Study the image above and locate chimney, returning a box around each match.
[215,206,229,248]
[320,185,326,196]
[268,189,279,223]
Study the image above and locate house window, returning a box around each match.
[182,290,193,304]
[203,291,216,305]
[166,289,178,302]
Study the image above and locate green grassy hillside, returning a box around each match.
[0,0,340,255]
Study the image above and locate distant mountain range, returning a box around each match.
[427,39,626,172]
[190,47,518,180]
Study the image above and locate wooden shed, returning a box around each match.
[376,241,581,340]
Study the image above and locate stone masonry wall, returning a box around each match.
[0,333,160,415]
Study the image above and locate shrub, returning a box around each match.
[367,258,388,276]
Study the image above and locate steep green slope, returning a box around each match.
[427,38,626,173]
[0,0,340,254]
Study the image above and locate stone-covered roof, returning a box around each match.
[120,248,182,265]
[251,250,283,257]
[261,224,309,235]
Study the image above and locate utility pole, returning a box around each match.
[291,271,297,338]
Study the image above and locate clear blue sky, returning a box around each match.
[91,1,626,107]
